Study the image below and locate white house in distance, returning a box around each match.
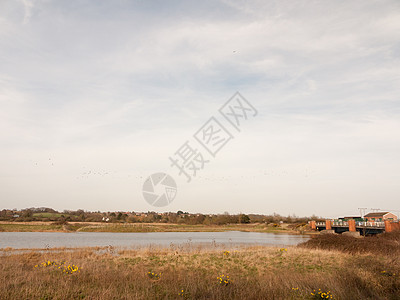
[364,212,398,222]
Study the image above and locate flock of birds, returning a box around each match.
[31,158,314,181]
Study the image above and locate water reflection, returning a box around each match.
[0,231,310,250]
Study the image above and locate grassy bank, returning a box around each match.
[0,223,63,232]
[1,242,399,299]
[0,222,308,234]
[301,230,400,256]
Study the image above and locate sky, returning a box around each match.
[0,0,399,218]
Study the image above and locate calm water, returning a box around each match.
[0,231,309,249]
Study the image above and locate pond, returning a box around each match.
[0,231,310,249]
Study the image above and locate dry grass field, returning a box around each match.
[1,233,400,300]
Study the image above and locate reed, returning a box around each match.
[1,241,399,299]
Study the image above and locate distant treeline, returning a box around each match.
[0,207,323,225]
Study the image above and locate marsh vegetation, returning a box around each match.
[1,233,399,299]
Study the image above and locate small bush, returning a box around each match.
[51,218,68,225]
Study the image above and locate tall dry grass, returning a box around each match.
[1,243,399,299]
[299,230,400,256]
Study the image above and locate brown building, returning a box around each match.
[339,216,362,221]
[364,212,398,222]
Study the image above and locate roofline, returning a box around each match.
[364,212,391,217]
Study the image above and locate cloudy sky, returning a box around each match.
[1,0,399,217]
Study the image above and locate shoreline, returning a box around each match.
[0,221,317,235]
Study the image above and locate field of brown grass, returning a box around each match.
[1,238,399,299]
[301,230,400,256]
